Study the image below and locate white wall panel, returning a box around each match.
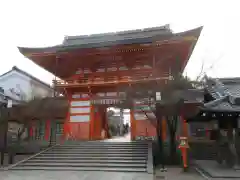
[71,101,90,107]
[70,107,90,114]
[106,92,117,96]
[72,94,81,99]
[70,115,90,122]
[134,112,155,120]
[134,113,147,120]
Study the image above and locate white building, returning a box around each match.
[0,66,53,104]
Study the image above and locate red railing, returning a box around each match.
[53,76,172,87]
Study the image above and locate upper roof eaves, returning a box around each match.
[18,25,203,55]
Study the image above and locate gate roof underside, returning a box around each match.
[18,25,203,81]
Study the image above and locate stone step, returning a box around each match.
[59,145,147,147]
[20,162,146,168]
[60,142,148,144]
[54,146,148,150]
[11,166,147,172]
[38,153,146,157]
[61,141,146,144]
[28,159,146,164]
[58,145,148,148]
[43,151,147,155]
[33,156,147,160]
[49,149,148,152]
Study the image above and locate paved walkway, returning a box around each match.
[155,167,205,180]
[0,171,152,180]
[102,134,131,142]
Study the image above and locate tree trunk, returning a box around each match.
[167,115,178,164]
[169,130,177,164]
[155,104,165,168]
[156,115,165,168]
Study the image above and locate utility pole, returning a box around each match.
[0,104,7,166]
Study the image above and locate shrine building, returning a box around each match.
[18,24,202,141]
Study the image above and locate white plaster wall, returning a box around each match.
[0,70,53,102]
[29,80,53,99]
[0,71,31,101]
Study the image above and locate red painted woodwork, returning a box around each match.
[26,38,190,59]
[29,125,33,137]
[89,105,95,140]
[93,109,102,139]
[66,122,90,140]
[67,68,154,81]
[130,109,136,140]
[63,91,93,140]
[22,33,200,80]
[135,120,157,137]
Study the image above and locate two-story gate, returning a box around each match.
[18,25,202,141]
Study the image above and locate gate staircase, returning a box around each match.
[6,141,153,173]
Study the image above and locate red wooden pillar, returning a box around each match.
[62,90,72,141]
[89,104,95,140]
[103,109,109,139]
[29,121,33,138]
[63,110,70,141]
[130,109,136,140]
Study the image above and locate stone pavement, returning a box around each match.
[0,171,153,180]
[155,167,205,180]
[195,160,240,179]
[0,154,30,167]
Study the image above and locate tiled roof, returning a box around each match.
[18,26,203,54]
[63,24,172,46]
[204,78,228,99]
[211,77,240,97]
[201,96,240,112]
[202,77,240,112]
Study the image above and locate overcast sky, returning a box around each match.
[0,0,239,84]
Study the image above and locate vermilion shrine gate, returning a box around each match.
[18,25,202,141]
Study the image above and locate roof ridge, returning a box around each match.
[64,24,171,41]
